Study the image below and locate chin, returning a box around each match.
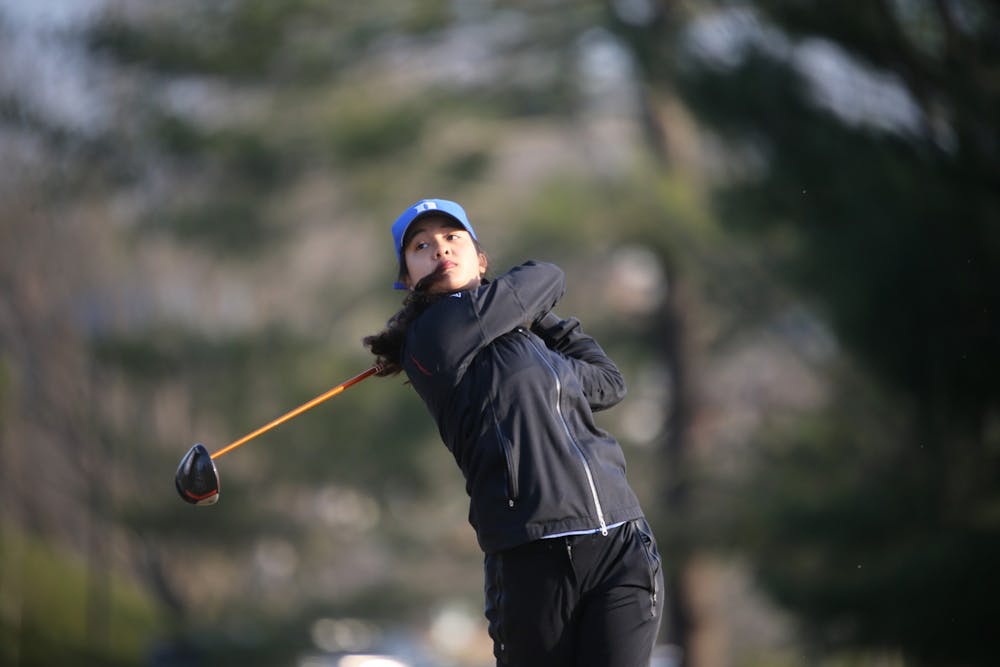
[422,272,479,294]
[439,282,466,293]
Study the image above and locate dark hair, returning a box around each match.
[363,267,450,376]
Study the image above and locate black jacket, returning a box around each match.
[402,261,644,554]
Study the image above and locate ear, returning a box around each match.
[399,259,414,290]
[478,252,488,277]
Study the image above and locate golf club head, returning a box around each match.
[175,443,220,505]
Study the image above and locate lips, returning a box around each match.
[438,260,457,271]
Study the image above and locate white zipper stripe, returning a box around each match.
[525,332,609,535]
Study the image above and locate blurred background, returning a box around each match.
[1,1,997,666]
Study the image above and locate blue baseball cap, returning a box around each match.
[391,198,478,289]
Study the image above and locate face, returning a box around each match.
[402,216,487,293]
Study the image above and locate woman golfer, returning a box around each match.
[364,198,662,666]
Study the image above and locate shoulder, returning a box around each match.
[489,261,564,287]
[507,260,563,276]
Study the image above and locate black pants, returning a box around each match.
[484,518,663,667]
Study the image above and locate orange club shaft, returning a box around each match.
[209,366,381,460]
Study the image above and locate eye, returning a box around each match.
[413,241,429,251]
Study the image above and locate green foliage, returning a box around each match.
[657,1,1000,663]
[438,148,492,185]
[0,524,161,667]
[88,0,336,80]
[142,196,280,255]
[93,327,312,419]
[737,389,999,662]
[153,114,290,188]
[678,52,999,422]
[0,355,10,428]
[9,0,891,663]
[140,113,295,254]
[324,102,427,164]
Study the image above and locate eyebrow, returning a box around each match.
[404,220,464,246]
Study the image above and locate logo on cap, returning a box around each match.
[415,201,439,212]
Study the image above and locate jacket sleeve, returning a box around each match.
[531,311,626,411]
[405,261,565,385]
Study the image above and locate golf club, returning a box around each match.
[175,365,381,505]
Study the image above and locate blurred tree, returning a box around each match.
[2,0,752,664]
[615,1,999,665]
[71,0,687,663]
[1,1,468,663]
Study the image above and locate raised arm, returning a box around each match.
[405,261,565,383]
[531,312,626,411]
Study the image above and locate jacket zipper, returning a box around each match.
[635,520,659,618]
[496,423,518,506]
[522,330,609,535]
[491,348,518,507]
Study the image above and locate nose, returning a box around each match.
[432,239,450,258]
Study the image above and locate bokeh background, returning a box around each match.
[1,1,997,666]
